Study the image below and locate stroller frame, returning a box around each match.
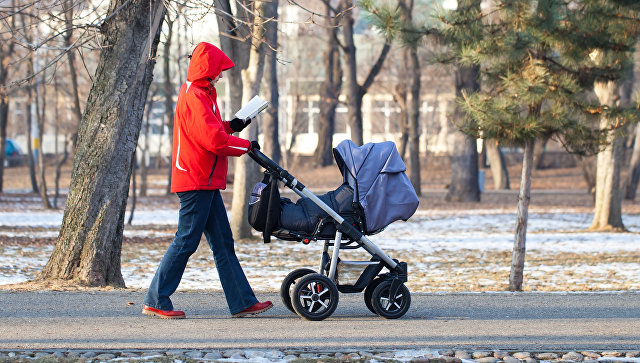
[249,149,410,320]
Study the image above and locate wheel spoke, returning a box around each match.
[307,300,316,312]
[317,287,329,296]
[318,299,329,309]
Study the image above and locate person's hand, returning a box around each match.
[249,140,260,151]
[229,117,251,132]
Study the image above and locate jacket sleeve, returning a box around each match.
[187,90,250,157]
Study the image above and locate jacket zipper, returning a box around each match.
[208,155,219,186]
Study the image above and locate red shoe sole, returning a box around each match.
[232,303,273,318]
[142,308,185,319]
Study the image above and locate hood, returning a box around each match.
[187,42,235,83]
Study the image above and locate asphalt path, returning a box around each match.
[1,290,639,351]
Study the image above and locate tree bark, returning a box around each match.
[314,2,342,167]
[262,0,281,164]
[39,0,166,287]
[446,64,480,202]
[589,80,625,231]
[509,138,534,291]
[486,139,510,190]
[625,124,640,200]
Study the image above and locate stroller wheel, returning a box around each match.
[364,277,384,315]
[280,268,315,313]
[371,280,411,319]
[292,273,339,321]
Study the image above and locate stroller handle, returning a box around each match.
[248,149,303,191]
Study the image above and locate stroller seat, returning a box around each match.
[277,184,363,241]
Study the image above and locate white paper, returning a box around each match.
[234,95,269,121]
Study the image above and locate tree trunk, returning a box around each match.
[139,95,155,197]
[392,84,408,159]
[314,2,341,167]
[0,94,7,192]
[407,47,422,196]
[230,1,266,239]
[486,139,510,190]
[340,0,391,146]
[0,9,15,193]
[38,0,166,287]
[35,69,52,209]
[128,154,137,225]
[262,0,281,164]
[509,138,534,291]
[446,64,480,202]
[589,80,625,231]
[163,15,175,194]
[341,0,363,146]
[63,0,82,151]
[575,154,596,196]
[25,86,39,193]
[533,136,549,170]
[625,124,640,200]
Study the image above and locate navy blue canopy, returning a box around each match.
[333,140,419,233]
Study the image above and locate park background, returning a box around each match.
[0,0,639,294]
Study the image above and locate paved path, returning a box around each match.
[1,291,639,351]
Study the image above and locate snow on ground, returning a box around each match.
[1,208,639,293]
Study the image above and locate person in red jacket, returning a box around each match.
[142,42,272,319]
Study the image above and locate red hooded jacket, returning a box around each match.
[170,42,251,193]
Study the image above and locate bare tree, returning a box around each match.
[314,0,342,167]
[0,0,16,192]
[339,0,391,146]
[39,0,166,287]
[262,0,281,163]
[163,13,175,194]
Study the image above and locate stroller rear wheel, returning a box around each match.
[280,268,315,313]
[364,277,384,315]
[292,273,339,321]
[371,280,411,319]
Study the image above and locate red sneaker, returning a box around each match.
[232,301,273,318]
[142,305,186,319]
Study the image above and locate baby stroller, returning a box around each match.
[248,140,419,320]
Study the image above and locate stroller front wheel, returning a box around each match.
[364,277,385,315]
[291,273,339,321]
[280,268,316,313]
[371,280,411,319]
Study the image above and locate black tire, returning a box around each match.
[291,273,339,321]
[364,277,384,314]
[371,280,411,319]
[280,268,315,313]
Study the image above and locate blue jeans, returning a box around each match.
[144,190,258,315]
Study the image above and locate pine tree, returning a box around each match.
[440,0,639,290]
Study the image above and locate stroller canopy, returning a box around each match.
[333,140,419,233]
